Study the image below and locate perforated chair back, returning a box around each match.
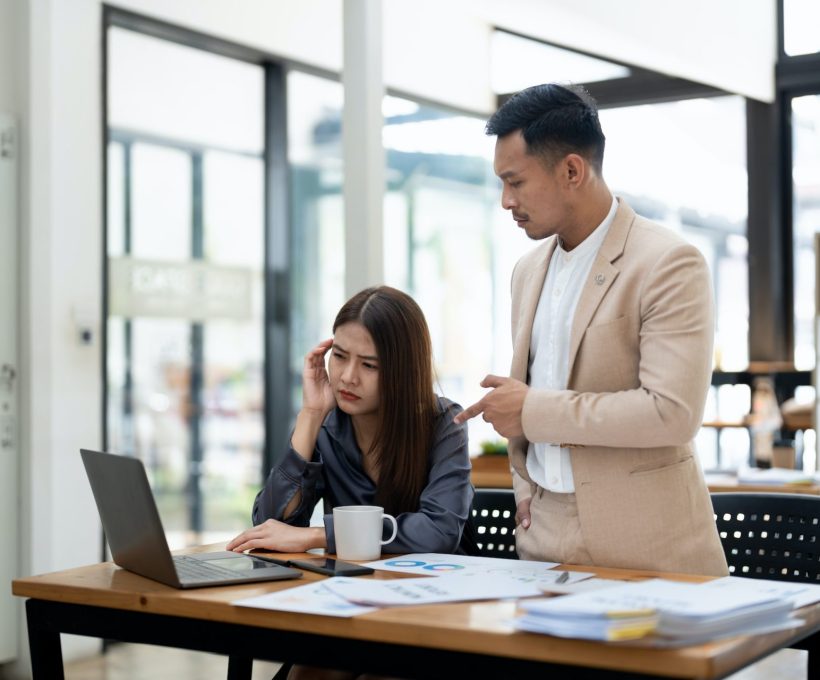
[711,492,820,583]
[471,488,518,559]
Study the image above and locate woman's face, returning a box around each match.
[328,322,380,418]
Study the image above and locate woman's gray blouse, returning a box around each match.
[252,397,474,555]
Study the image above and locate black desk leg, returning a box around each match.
[26,599,65,680]
[227,654,253,680]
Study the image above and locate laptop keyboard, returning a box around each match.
[173,555,244,582]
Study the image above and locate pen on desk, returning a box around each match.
[555,571,570,584]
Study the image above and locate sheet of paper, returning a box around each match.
[363,553,581,587]
[520,578,789,619]
[323,572,543,606]
[707,576,820,610]
[233,581,378,617]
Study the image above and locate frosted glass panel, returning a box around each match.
[107,27,266,548]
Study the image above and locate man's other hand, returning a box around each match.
[515,497,532,529]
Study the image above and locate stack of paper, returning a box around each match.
[515,578,800,643]
[655,582,795,642]
[707,575,820,610]
[516,588,658,641]
[517,605,657,641]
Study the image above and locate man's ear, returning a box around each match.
[564,153,587,188]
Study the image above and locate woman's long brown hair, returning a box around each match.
[333,286,437,515]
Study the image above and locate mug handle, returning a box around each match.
[381,514,398,545]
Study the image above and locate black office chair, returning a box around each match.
[710,492,820,582]
[471,488,518,559]
[711,492,820,678]
[270,662,291,680]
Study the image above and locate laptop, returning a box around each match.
[80,448,302,588]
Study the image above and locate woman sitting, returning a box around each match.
[227,284,474,561]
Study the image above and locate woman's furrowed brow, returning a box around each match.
[332,342,377,361]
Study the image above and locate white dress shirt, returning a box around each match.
[526,196,618,493]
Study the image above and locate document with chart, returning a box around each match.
[363,553,593,586]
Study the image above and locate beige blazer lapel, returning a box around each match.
[511,239,557,381]
[566,201,634,377]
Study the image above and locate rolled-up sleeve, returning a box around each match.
[324,401,473,554]
[251,446,324,526]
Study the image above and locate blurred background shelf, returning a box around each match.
[471,454,511,489]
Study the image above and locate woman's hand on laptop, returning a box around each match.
[226,518,327,554]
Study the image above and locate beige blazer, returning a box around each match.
[508,199,728,576]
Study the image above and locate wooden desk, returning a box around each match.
[12,548,820,680]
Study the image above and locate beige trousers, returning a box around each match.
[515,488,593,566]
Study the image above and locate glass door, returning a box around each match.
[106,27,266,547]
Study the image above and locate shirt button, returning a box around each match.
[554,288,561,296]
[551,477,559,485]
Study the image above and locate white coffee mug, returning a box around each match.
[333,505,398,561]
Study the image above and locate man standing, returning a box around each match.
[456,83,727,576]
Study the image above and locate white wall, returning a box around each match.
[110,0,344,72]
[0,0,24,672]
[0,1,20,108]
[108,0,498,113]
[0,0,22,665]
[383,0,494,112]
[27,0,103,577]
[466,0,777,103]
[108,0,778,109]
[4,0,105,674]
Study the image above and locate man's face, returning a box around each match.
[493,131,569,242]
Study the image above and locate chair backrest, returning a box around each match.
[711,492,820,583]
[471,488,518,559]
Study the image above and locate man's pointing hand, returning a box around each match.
[453,375,528,438]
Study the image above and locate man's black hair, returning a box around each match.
[486,83,605,174]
